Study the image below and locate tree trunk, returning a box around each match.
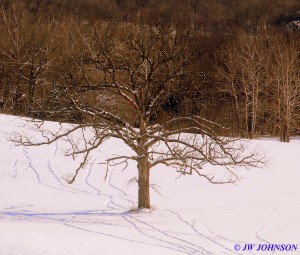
[137,156,150,209]
[247,114,254,139]
[28,68,35,112]
[281,122,289,143]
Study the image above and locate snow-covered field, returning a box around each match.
[0,114,299,255]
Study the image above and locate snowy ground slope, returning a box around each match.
[0,114,299,255]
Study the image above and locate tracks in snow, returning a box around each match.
[0,119,291,255]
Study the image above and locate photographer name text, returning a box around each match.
[234,243,298,252]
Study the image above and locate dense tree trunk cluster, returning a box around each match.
[216,33,300,140]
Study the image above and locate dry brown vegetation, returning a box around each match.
[1,0,300,139]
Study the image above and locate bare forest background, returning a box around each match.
[1,0,300,142]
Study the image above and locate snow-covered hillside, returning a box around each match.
[0,114,299,255]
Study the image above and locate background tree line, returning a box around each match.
[1,0,300,142]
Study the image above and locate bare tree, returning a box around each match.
[266,35,300,142]
[217,32,300,142]
[0,4,58,113]
[216,33,267,138]
[14,23,264,209]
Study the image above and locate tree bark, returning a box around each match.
[137,156,150,209]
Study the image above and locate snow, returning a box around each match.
[0,114,299,255]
